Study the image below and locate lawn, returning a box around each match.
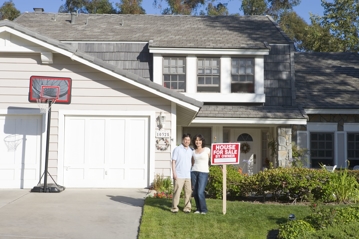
[138,198,311,239]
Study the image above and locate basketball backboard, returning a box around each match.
[29,76,72,104]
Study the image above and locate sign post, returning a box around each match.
[211,143,240,215]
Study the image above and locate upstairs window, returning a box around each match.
[231,58,254,93]
[163,57,186,92]
[197,58,220,92]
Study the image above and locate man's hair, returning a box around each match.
[192,134,206,149]
[182,133,191,140]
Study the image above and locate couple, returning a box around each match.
[171,133,210,214]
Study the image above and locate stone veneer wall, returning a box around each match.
[277,127,292,167]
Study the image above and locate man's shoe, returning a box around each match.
[201,212,206,215]
[183,209,191,213]
[194,211,200,214]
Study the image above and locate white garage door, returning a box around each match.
[63,116,149,188]
[0,115,42,188]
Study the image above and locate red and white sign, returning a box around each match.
[211,143,240,165]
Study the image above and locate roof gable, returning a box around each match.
[0,20,202,112]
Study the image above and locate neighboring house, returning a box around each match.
[294,53,359,169]
[2,10,356,189]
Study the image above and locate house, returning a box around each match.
[1,11,356,189]
[294,52,359,169]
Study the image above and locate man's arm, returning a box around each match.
[172,160,177,180]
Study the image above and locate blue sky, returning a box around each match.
[1,0,324,24]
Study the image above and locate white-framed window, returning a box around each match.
[163,57,186,92]
[197,58,220,92]
[310,132,334,168]
[231,58,254,93]
[347,133,359,168]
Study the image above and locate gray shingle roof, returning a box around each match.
[197,105,306,119]
[14,13,290,48]
[295,53,359,109]
[0,19,202,109]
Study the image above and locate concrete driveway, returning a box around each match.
[0,188,147,239]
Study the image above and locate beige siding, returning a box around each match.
[0,52,173,182]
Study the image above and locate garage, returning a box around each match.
[62,115,149,188]
[0,114,42,189]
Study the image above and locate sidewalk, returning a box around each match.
[0,188,147,239]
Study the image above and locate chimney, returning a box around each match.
[71,12,77,24]
[33,8,44,13]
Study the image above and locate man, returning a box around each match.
[171,133,192,213]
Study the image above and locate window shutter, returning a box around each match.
[335,132,346,168]
[297,131,309,167]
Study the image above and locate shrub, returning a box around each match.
[206,165,243,199]
[278,220,315,239]
[151,174,173,198]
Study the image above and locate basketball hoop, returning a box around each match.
[4,134,22,152]
[36,85,59,113]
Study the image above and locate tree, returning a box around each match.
[0,0,20,21]
[320,0,359,52]
[116,0,146,14]
[59,0,117,14]
[241,0,301,20]
[154,0,205,15]
[205,2,228,16]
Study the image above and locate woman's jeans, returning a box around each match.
[191,171,209,213]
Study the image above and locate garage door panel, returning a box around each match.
[64,116,148,188]
[88,119,106,165]
[107,168,125,180]
[65,119,86,164]
[127,119,146,165]
[88,168,105,180]
[24,169,37,180]
[107,119,125,165]
[0,169,15,180]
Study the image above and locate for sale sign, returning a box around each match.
[211,143,240,165]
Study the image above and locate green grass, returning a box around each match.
[139,198,311,239]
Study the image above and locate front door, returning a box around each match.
[231,129,261,175]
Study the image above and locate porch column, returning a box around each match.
[277,127,292,167]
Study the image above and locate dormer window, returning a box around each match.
[163,57,186,92]
[197,58,220,92]
[231,58,254,93]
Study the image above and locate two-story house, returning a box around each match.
[1,11,357,189]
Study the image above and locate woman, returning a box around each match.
[191,134,210,214]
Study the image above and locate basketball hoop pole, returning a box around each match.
[43,100,52,192]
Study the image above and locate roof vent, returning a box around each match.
[71,12,77,24]
[33,8,44,12]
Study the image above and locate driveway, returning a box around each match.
[0,188,147,239]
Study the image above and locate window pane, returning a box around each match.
[326,134,332,140]
[247,75,254,82]
[178,59,184,65]
[212,59,219,67]
[170,67,176,73]
[163,58,170,66]
[246,67,253,74]
[239,67,245,74]
[232,75,239,82]
[205,69,211,74]
[212,69,219,74]
[205,77,212,85]
[239,75,246,82]
[198,60,203,67]
[179,82,185,90]
[164,74,170,81]
[198,69,204,74]
[177,67,184,74]
[163,67,169,74]
[198,77,204,84]
[170,59,176,66]
[326,142,332,149]
[213,77,219,85]
[179,74,186,81]
[205,59,210,67]
[171,82,177,89]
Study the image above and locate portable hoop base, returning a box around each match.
[31,183,65,193]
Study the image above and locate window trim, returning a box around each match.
[231,58,255,93]
[197,57,220,93]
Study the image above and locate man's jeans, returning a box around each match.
[191,171,209,213]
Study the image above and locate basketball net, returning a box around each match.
[36,97,57,113]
